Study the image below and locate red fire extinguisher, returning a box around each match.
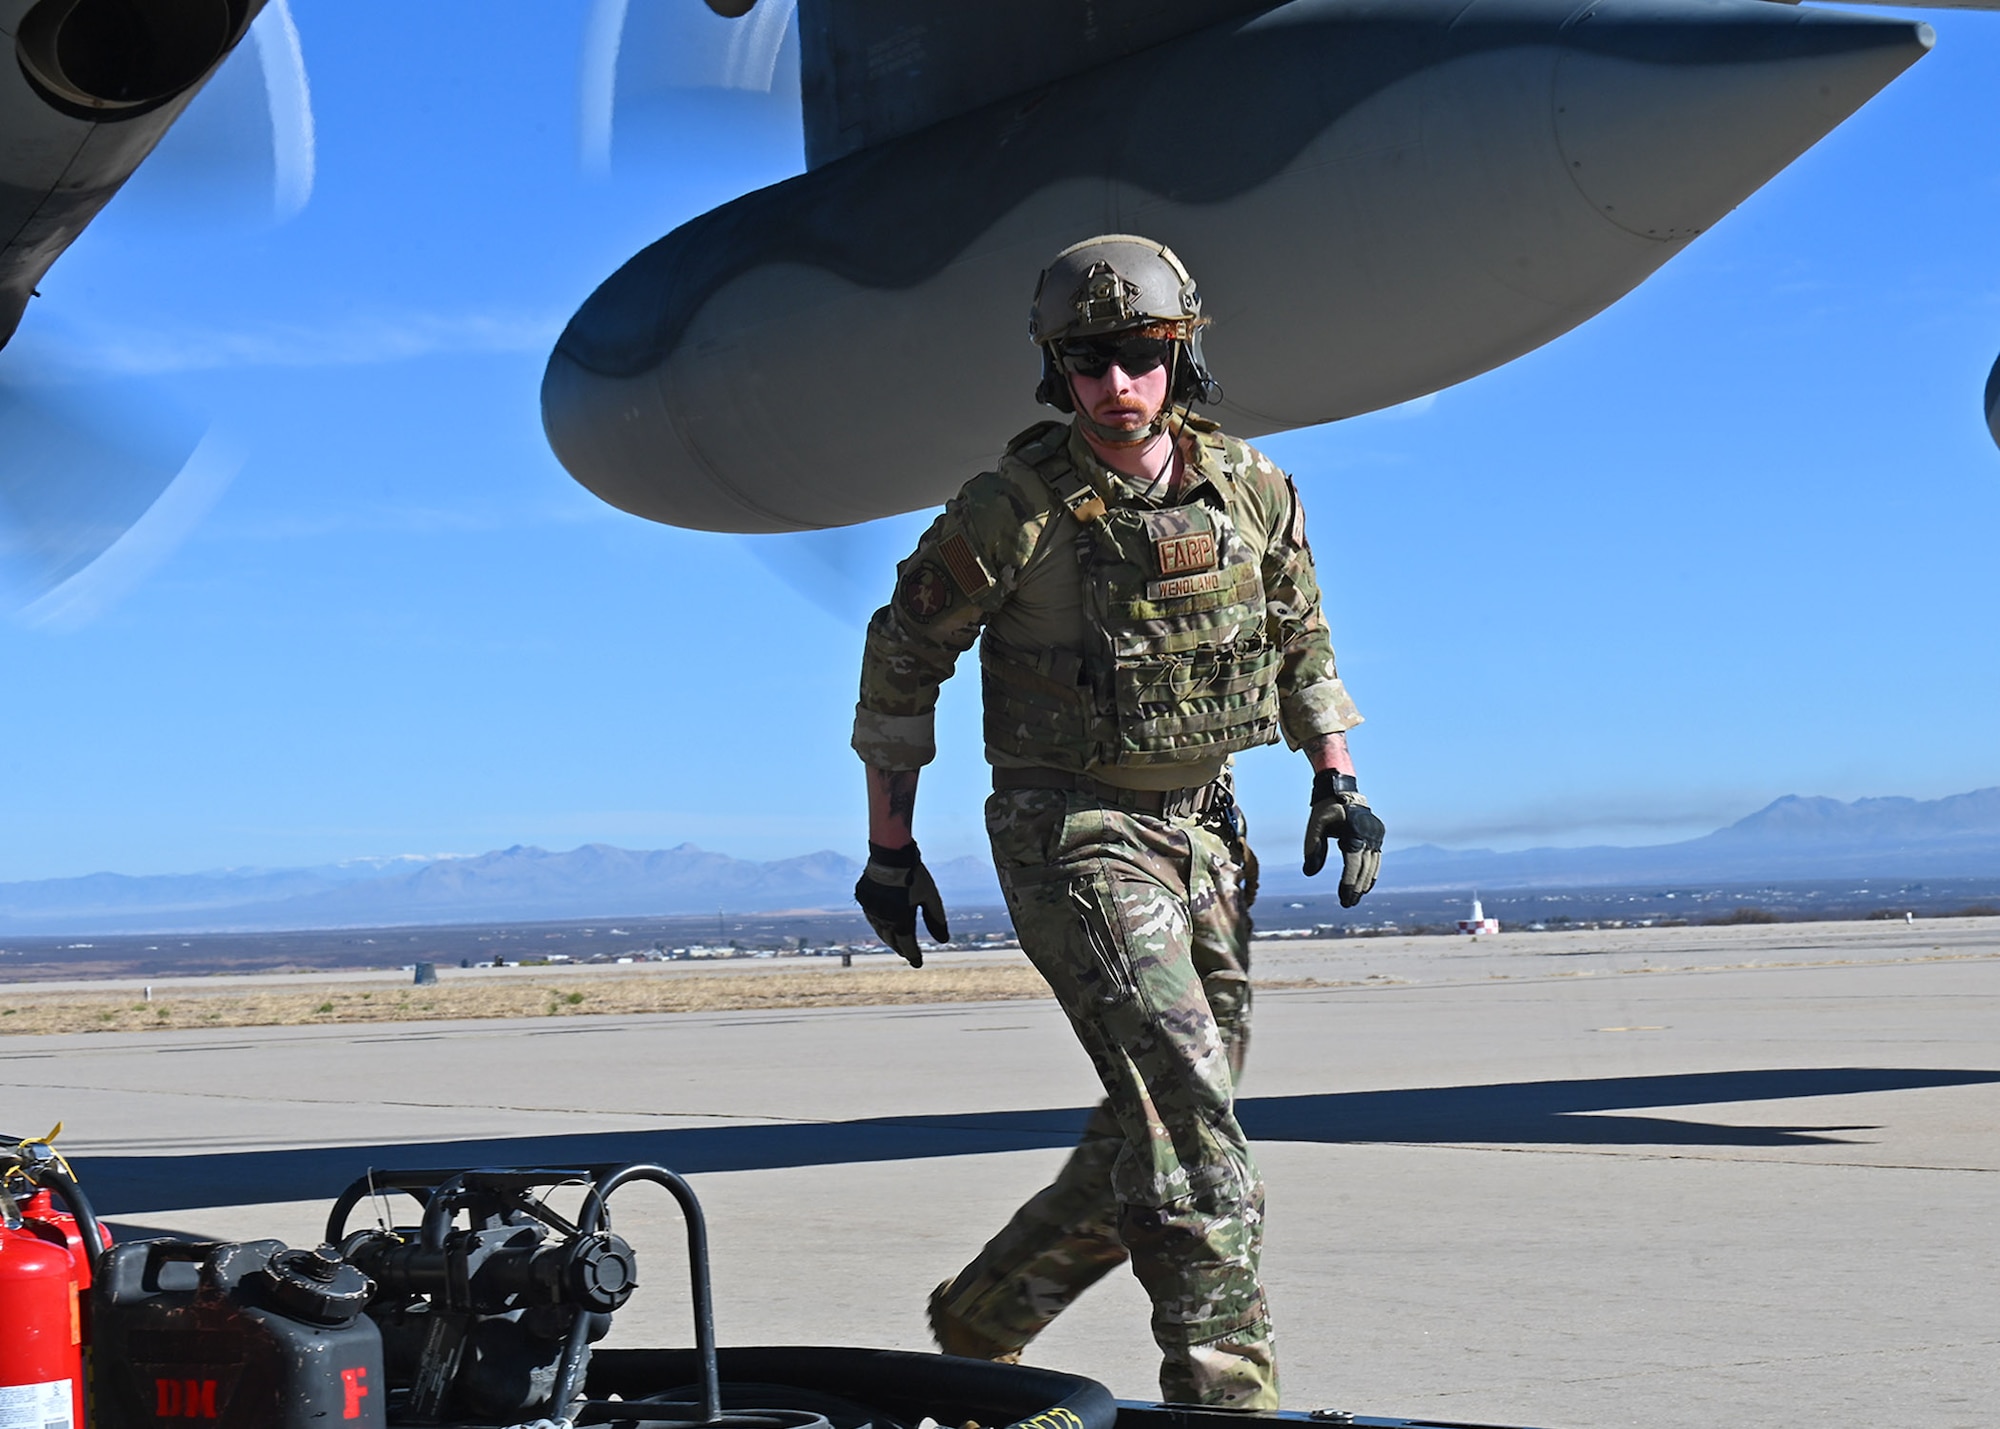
[1,1126,108,1429]
[0,1195,82,1428]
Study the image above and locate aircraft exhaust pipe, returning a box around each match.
[544,0,1932,533]
[16,0,256,119]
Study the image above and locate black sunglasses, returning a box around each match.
[1057,334,1175,379]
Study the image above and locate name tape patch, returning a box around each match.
[1155,531,1217,576]
[1147,570,1224,601]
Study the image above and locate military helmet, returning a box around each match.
[1030,234,1223,414]
[1029,234,1205,345]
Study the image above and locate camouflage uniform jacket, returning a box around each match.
[852,416,1360,781]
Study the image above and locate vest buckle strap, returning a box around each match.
[1059,482,1108,524]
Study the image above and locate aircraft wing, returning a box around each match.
[801,0,1286,167]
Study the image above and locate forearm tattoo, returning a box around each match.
[1303,732,1353,775]
[883,771,919,823]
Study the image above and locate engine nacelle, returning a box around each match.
[1987,352,2000,454]
[0,0,264,347]
[543,0,1930,534]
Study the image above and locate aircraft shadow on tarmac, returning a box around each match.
[85,1066,2000,1217]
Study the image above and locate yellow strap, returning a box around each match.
[7,1121,77,1185]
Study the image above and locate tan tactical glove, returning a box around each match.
[854,841,950,967]
[1302,770,1385,908]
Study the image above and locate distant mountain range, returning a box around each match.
[1352,787,2000,893]
[2,787,1996,934]
[0,844,1002,936]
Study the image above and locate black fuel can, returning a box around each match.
[92,1239,385,1428]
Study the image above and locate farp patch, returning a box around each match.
[1155,531,1217,576]
[898,561,954,622]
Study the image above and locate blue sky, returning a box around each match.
[0,0,1995,882]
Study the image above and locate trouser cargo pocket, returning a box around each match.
[1069,874,1137,1005]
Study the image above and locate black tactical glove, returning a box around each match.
[854,841,951,968]
[1302,770,1385,908]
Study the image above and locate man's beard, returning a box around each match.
[1088,400,1159,446]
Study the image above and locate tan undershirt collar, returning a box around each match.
[1066,419,1225,510]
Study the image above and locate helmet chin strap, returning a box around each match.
[1074,405,1166,448]
[1067,344,1180,449]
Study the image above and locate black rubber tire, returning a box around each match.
[587,1346,1117,1429]
[601,1379,901,1429]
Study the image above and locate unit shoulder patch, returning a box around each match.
[897,561,955,622]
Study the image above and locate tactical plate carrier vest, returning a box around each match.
[980,431,1283,773]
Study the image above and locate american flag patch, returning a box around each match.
[938,531,993,596]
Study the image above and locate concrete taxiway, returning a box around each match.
[6,920,1997,1428]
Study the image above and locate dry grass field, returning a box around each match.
[0,965,1070,1035]
[10,916,1993,1038]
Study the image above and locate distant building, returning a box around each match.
[1458,895,1500,936]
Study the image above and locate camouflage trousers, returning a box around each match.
[936,784,1276,1408]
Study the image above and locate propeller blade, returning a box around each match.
[112,0,316,227]
[17,429,243,632]
[0,332,240,625]
[579,0,800,173]
[733,514,927,627]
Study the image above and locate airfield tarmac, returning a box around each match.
[6,919,1997,1429]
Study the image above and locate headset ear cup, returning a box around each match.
[1173,360,1211,406]
[1036,349,1075,412]
[1183,332,1222,405]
